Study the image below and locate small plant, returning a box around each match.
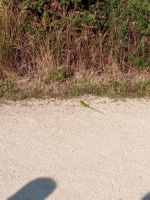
[59,66,71,79]
[43,66,72,83]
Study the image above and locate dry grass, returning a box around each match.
[0,0,150,99]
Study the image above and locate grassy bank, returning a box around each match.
[0,71,150,100]
[0,0,150,99]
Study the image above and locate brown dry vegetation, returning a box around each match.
[0,0,150,99]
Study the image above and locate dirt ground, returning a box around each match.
[0,96,150,200]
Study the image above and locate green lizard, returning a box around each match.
[80,101,105,115]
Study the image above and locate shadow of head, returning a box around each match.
[8,177,56,200]
[142,193,150,200]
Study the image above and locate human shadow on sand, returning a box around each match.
[142,193,150,200]
[7,177,56,200]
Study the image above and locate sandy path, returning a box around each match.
[0,96,150,200]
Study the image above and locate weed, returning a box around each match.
[0,0,150,99]
[43,66,73,83]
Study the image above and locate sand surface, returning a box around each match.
[0,96,150,200]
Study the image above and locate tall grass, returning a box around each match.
[0,0,150,98]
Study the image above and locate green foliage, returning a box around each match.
[0,0,150,79]
[0,79,18,93]
[43,66,72,83]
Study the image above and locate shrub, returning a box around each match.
[0,0,149,79]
